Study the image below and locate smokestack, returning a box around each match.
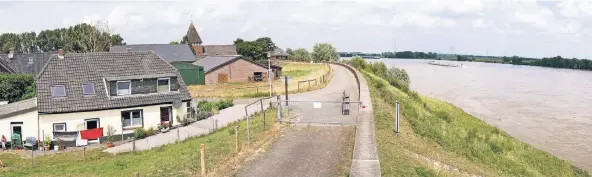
[126,48,132,53]
[58,49,64,59]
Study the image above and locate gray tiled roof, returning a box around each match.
[110,44,196,63]
[193,55,268,73]
[0,56,16,73]
[187,23,202,44]
[36,52,192,114]
[271,48,289,56]
[0,98,37,119]
[203,45,238,56]
[0,52,52,74]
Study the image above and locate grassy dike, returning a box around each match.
[355,63,590,176]
[0,108,280,177]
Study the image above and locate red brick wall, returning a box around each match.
[192,45,204,56]
[205,59,269,84]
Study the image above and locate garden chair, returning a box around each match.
[23,137,37,150]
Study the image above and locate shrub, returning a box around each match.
[198,99,234,114]
[145,127,156,136]
[133,128,146,139]
[105,125,117,142]
[196,111,213,120]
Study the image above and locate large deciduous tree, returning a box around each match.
[234,37,277,60]
[288,48,311,62]
[311,43,338,62]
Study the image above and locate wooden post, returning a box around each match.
[260,99,266,131]
[284,76,288,106]
[201,144,206,175]
[235,126,239,152]
[132,138,136,153]
[256,86,259,94]
[176,128,180,143]
[395,101,400,134]
[245,107,250,146]
[134,172,140,177]
[30,148,33,167]
[83,145,86,162]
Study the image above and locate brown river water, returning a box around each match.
[373,59,592,171]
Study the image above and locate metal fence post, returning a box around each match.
[277,96,281,123]
[132,138,136,153]
[245,106,250,146]
[284,76,288,106]
[176,128,180,143]
[235,126,239,152]
[260,99,266,131]
[395,101,400,133]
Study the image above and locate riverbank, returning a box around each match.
[345,57,590,177]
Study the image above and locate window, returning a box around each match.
[254,72,263,82]
[157,78,170,92]
[116,81,131,95]
[122,110,143,128]
[50,85,67,98]
[82,83,95,95]
[53,123,66,132]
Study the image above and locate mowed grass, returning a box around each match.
[362,71,590,177]
[0,108,280,177]
[188,62,331,98]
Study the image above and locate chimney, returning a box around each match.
[57,49,64,59]
[126,48,132,53]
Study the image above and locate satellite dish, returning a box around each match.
[173,100,182,108]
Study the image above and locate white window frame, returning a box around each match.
[122,110,143,128]
[50,85,67,98]
[157,78,171,93]
[116,80,131,96]
[53,123,66,132]
[82,83,95,95]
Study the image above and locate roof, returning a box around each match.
[36,51,192,114]
[0,98,37,119]
[192,55,268,73]
[171,61,204,70]
[0,52,52,74]
[187,23,202,44]
[271,48,289,57]
[203,45,238,56]
[110,44,196,63]
[0,56,16,73]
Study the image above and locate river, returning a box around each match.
[372,58,592,171]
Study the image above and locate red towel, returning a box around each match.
[80,128,103,140]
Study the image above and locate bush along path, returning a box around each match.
[344,56,590,177]
[105,98,272,154]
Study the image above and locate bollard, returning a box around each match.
[201,144,206,175]
[395,101,400,134]
[235,126,239,152]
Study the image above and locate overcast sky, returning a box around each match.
[0,0,591,58]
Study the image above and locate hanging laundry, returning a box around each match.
[80,128,103,140]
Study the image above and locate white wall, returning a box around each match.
[0,110,39,142]
[39,102,189,140]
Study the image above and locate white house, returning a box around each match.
[0,98,38,145]
[33,50,193,146]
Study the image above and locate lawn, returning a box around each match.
[361,67,590,177]
[0,108,280,177]
[188,62,331,98]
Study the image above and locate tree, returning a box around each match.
[288,48,311,62]
[234,37,277,60]
[255,37,276,52]
[311,43,338,62]
[169,41,180,44]
[0,73,36,102]
[234,38,244,45]
[286,48,293,55]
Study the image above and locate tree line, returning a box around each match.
[339,51,438,59]
[0,21,125,54]
[0,73,35,102]
[285,43,338,62]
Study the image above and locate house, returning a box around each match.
[35,50,193,145]
[270,48,289,60]
[0,51,52,74]
[109,44,205,85]
[186,22,238,56]
[193,55,270,84]
[0,98,38,146]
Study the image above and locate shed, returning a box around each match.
[171,62,205,85]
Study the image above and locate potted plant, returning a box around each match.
[158,122,170,133]
[105,125,117,148]
[43,136,51,151]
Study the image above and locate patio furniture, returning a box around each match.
[23,137,37,150]
[10,134,22,150]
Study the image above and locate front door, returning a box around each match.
[85,119,100,142]
[160,107,172,124]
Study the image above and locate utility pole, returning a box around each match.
[267,52,272,96]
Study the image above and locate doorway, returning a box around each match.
[85,119,100,130]
[160,106,172,124]
[10,122,23,148]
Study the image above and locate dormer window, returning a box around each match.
[50,85,67,98]
[117,81,131,95]
[157,78,170,92]
[82,83,95,95]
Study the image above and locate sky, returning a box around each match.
[0,0,591,58]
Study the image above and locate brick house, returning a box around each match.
[192,55,270,84]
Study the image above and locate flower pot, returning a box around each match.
[54,145,59,151]
[44,146,50,151]
[106,142,114,148]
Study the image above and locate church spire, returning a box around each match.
[187,22,202,45]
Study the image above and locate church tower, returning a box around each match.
[187,22,204,56]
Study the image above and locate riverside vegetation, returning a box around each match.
[344,57,590,177]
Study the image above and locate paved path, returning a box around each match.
[236,64,363,177]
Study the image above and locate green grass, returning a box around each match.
[0,108,280,177]
[362,70,590,177]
